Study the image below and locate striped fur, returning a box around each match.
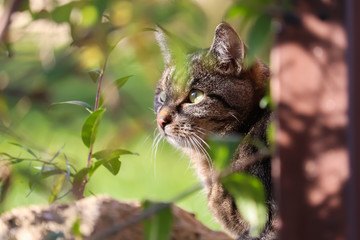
[154,23,276,239]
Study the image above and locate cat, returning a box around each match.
[154,22,276,240]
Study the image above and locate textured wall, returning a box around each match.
[271,1,351,239]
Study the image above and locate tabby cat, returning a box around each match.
[154,22,276,240]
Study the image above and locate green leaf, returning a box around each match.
[247,14,272,63]
[142,201,173,240]
[49,174,66,203]
[92,149,136,175]
[72,219,82,237]
[49,101,93,113]
[87,159,105,177]
[208,135,241,171]
[259,95,269,109]
[102,158,121,175]
[81,108,106,148]
[222,173,268,237]
[88,69,102,83]
[114,75,133,90]
[267,122,276,147]
[92,149,137,159]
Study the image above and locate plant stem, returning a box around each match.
[78,58,108,198]
[86,58,108,169]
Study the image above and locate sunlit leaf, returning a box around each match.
[88,69,102,83]
[142,201,173,240]
[222,173,268,237]
[81,5,99,27]
[49,101,93,113]
[92,149,137,159]
[49,174,66,203]
[91,149,136,175]
[259,95,269,109]
[81,108,106,148]
[114,75,133,90]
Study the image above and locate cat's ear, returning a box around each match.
[155,26,172,66]
[209,22,246,75]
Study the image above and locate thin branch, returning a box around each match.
[0,0,21,42]
[78,58,109,199]
[87,58,108,168]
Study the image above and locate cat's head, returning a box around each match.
[154,22,269,149]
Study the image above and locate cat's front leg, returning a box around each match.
[207,181,250,239]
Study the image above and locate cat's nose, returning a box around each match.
[157,116,170,129]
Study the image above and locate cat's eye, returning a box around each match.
[189,90,204,104]
[159,91,166,103]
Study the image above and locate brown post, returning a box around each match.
[271,1,350,239]
[346,0,360,239]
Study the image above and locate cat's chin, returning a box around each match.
[165,135,184,149]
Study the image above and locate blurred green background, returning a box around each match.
[0,0,273,231]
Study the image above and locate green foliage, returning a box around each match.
[88,69,102,83]
[49,101,93,113]
[142,201,173,240]
[247,14,272,63]
[71,218,82,237]
[0,0,276,236]
[222,173,268,237]
[92,149,137,175]
[208,135,241,172]
[226,0,275,63]
[114,75,133,90]
[81,108,106,148]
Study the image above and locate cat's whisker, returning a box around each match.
[193,126,212,134]
[191,141,204,169]
[151,130,163,178]
[184,137,194,171]
[192,132,210,149]
[230,112,240,123]
[193,128,207,136]
[152,132,163,160]
[189,135,213,172]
